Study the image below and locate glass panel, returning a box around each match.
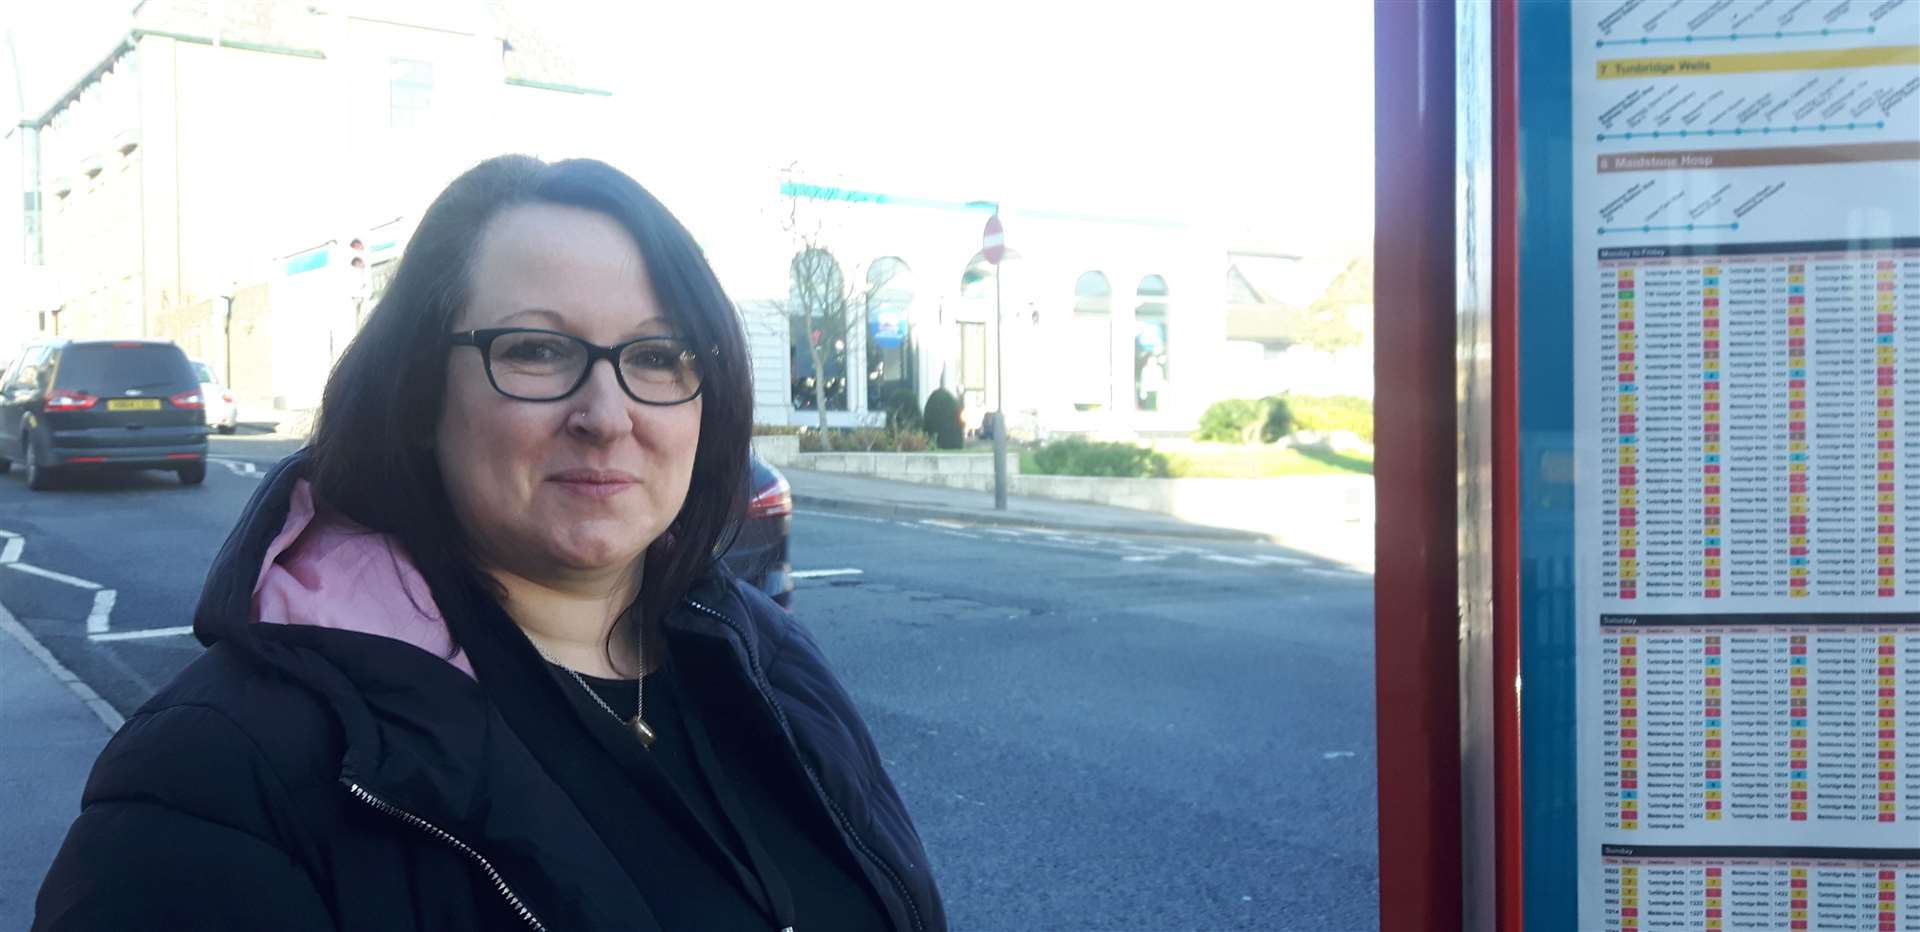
[55,344,194,394]
[1134,304,1167,411]
[867,258,916,415]
[389,58,434,129]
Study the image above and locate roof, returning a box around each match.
[34,0,606,126]
[1224,253,1371,347]
[128,0,329,51]
[1225,252,1347,308]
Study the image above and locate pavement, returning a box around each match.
[0,602,113,929]
[783,468,1281,543]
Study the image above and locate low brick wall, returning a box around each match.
[786,451,1014,492]
[750,435,800,467]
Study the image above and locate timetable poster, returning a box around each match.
[1570,2,1920,930]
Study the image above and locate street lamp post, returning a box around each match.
[993,252,1007,510]
[974,205,1010,511]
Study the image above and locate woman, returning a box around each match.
[34,156,945,932]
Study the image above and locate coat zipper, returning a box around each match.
[340,778,548,931]
[686,598,927,932]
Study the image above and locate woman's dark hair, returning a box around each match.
[307,155,752,640]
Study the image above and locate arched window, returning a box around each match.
[865,257,917,420]
[1134,275,1170,411]
[788,247,849,411]
[1071,272,1112,411]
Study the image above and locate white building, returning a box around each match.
[705,175,1233,440]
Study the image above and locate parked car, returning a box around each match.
[190,360,240,434]
[721,452,795,607]
[0,339,210,490]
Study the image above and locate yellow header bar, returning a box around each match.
[1598,45,1920,79]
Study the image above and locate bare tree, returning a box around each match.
[774,182,880,433]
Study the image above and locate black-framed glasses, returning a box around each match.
[449,328,704,406]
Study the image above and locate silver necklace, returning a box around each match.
[539,628,655,748]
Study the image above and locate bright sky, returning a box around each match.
[616,1,1376,250]
[0,0,1375,256]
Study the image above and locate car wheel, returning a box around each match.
[24,434,54,491]
[178,461,207,485]
[0,453,10,475]
[216,424,236,435]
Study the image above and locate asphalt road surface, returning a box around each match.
[0,438,1379,931]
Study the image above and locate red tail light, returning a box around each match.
[45,389,97,411]
[747,474,793,520]
[221,391,234,403]
[170,390,204,409]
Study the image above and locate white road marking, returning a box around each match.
[791,568,865,580]
[0,599,122,731]
[1253,554,1310,567]
[1123,554,1170,562]
[1203,555,1263,567]
[0,537,119,632]
[918,519,969,530]
[912,525,986,541]
[792,510,893,525]
[1322,751,1357,760]
[7,562,104,590]
[208,456,263,478]
[86,590,117,635]
[1304,566,1365,579]
[89,625,195,642]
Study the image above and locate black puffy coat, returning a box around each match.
[33,456,945,932]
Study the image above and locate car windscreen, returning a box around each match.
[56,345,195,395]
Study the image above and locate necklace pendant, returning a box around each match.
[631,716,657,748]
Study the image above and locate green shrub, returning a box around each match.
[1028,437,1170,478]
[1287,394,1374,443]
[752,423,802,436]
[797,430,825,452]
[923,388,964,450]
[877,387,923,434]
[1194,398,1265,443]
[892,430,931,452]
[1260,395,1294,443]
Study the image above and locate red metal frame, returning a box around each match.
[1372,2,1463,930]
[1492,0,1525,930]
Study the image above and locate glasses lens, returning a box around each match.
[487,331,588,400]
[619,339,701,403]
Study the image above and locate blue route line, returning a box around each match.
[1597,120,1886,141]
[1596,25,1876,46]
[1599,222,1741,235]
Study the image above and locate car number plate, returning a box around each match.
[106,398,162,411]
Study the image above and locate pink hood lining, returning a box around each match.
[251,479,476,679]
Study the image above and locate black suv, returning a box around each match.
[0,339,210,490]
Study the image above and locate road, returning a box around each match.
[0,437,1379,931]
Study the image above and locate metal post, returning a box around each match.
[992,246,1008,510]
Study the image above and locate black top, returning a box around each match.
[562,647,892,932]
